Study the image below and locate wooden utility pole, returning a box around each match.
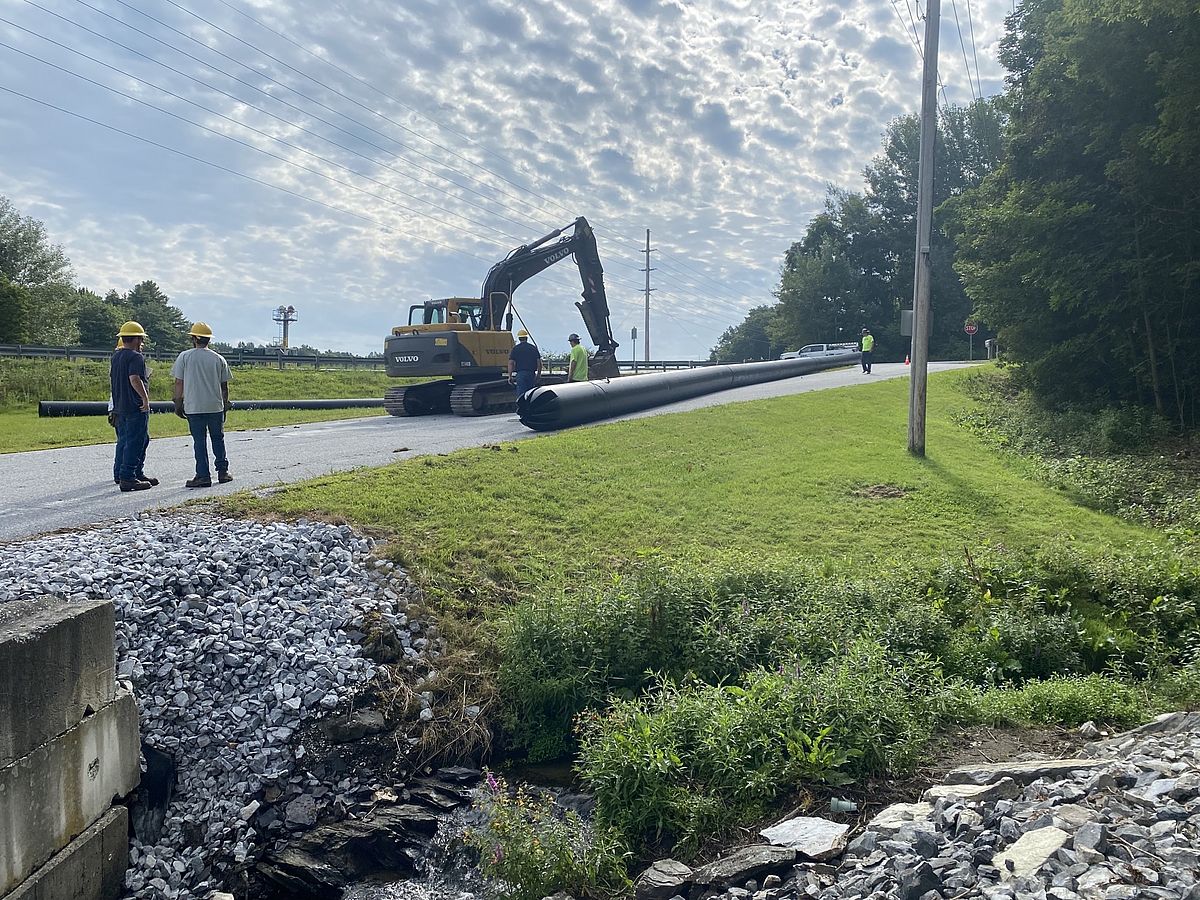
[907,0,941,456]
[642,229,655,362]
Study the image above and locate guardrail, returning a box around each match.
[0,345,714,371]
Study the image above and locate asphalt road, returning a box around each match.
[0,362,974,543]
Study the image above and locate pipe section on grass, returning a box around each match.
[38,398,385,417]
[517,354,860,431]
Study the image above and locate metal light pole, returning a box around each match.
[907,0,940,457]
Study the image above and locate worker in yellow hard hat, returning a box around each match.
[172,321,234,488]
[111,321,156,491]
[508,328,541,399]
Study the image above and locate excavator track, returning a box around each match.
[384,381,454,416]
[449,380,517,417]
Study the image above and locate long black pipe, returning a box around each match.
[517,355,860,431]
[38,398,384,417]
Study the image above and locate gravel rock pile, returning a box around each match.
[0,513,421,900]
[660,713,1200,900]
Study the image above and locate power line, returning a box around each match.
[949,0,979,103]
[0,23,542,246]
[50,0,548,227]
[0,83,487,260]
[161,0,772,310]
[965,0,983,96]
[139,0,572,230]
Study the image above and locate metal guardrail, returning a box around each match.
[0,345,712,371]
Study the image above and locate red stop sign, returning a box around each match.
[964,323,978,335]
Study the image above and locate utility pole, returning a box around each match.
[907,0,940,456]
[642,229,656,362]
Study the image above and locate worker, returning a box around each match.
[860,327,875,374]
[172,322,233,488]
[508,329,541,398]
[111,321,154,492]
[567,333,589,382]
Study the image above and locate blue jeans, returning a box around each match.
[187,412,227,479]
[113,421,150,481]
[115,412,149,481]
[514,370,537,397]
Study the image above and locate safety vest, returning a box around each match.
[861,334,875,351]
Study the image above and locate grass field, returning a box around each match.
[217,365,1198,878]
[0,359,395,454]
[222,368,1159,597]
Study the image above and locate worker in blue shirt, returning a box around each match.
[507,329,541,398]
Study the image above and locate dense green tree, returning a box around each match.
[711,305,778,362]
[764,99,1003,362]
[124,280,191,353]
[0,276,32,343]
[76,288,125,347]
[947,0,1200,423]
[0,196,73,289]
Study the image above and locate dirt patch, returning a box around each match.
[851,483,909,499]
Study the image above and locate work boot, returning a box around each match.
[138,476,160,486]
[218,472,233,484]
[186,477,213,489]
[119,479,152,492]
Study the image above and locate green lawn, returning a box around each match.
[0,407,385,454]
[0,359,398,453]
[222,368,1158,596]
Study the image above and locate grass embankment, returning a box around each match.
[0,359,394,454]
[221,367,1200,893]
[224,369,1156,593]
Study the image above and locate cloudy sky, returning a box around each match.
[0,0,1014,358]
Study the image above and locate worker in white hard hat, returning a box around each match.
[111,321,157,492]
[171,321,234,489]
[507,328,541,399]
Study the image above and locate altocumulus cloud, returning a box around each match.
[0,0,1008,357]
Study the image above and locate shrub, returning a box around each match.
[575,642,963,853]
[465,773,630,900]
[966,674,1145,727]
[497,558,881,760]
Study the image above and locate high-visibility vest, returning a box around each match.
[862,334,875,351]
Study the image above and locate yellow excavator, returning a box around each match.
[383,216,620,416]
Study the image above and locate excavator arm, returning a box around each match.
[479,217,619,356]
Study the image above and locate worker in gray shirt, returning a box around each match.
[172,322,233,488]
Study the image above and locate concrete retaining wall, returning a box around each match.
[0,599,139,900]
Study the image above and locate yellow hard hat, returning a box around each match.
[189,322,214,338]
[117,321,147,338]
[115,338,123,350]
[517,329,529,338]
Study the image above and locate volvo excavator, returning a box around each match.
[383,216,620,417]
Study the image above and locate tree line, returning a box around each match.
[714,0,1198,426]
[0,196,195,353]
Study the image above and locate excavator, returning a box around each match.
[383,216,620,417]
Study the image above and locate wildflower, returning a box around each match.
[486,771,500,794]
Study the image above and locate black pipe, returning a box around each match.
[38,398,384,417]
[517,355,860,431]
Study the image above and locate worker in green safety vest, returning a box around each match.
[860,327,875,374]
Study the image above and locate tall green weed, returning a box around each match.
[575,642,965,854]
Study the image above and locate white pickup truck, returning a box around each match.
[779,342,860,360]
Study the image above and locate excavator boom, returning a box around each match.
[480,217,619,355]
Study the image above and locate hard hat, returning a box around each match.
[517,329,529,338]
[117,321,147,338]
[189,322,214,338]
[115,338,123,350]
[861,327,870,334]
[568,333,580,342]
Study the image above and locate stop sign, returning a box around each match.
[964,323,978,335]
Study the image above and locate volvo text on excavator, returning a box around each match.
[383,216,620,416]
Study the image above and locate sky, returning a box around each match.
[0,0,1014,359]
